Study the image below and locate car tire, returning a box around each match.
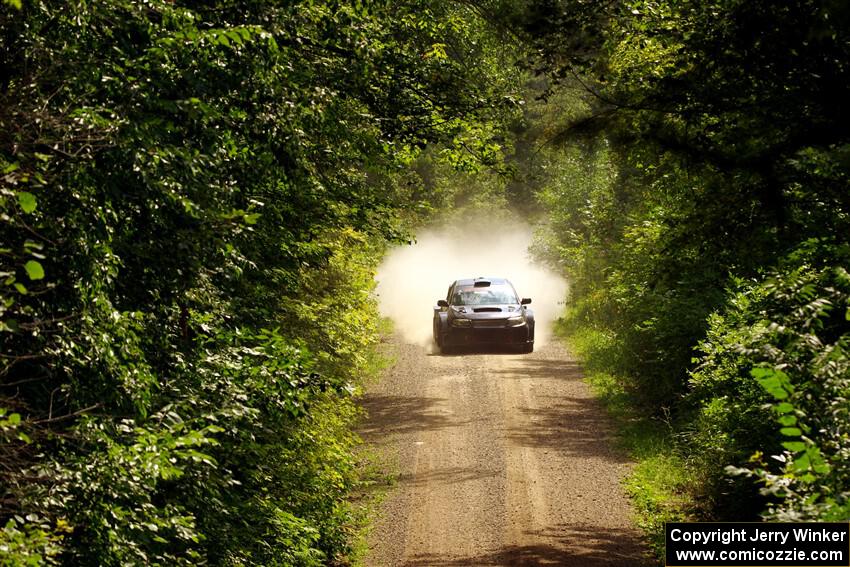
[521,342,533,354]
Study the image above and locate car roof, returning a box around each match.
[453,277,511,286]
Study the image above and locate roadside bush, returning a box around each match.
[683,285,777,519]
[511,0,850,541]
[0,0,519,563]
[684,241,850,521]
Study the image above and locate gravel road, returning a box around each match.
[359,338,650,566]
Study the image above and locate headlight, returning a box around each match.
[506,315,525,326]
[451,318,472,327]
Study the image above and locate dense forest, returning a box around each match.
[1,0,848,565]
[503,0,850,550]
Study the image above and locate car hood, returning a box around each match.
[450,304,523,319]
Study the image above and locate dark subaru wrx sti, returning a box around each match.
[433,277,534,354]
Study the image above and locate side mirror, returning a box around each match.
[521,298,532,305]
[437,299,449,308]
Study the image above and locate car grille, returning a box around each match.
[473,319,508,328]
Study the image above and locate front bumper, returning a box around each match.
[443,323,530,346]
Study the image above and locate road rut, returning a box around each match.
[360,338,649,566]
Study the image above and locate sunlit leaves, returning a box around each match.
[523,0,850,527]
[0,0,516,563]
[16,192,37,214]
[23,260,44,280]
[751,367,793,400]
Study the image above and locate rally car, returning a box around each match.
[433,277,534,354]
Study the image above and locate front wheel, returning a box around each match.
[520,342,533,354]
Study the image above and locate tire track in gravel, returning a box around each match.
[359,337,649,566]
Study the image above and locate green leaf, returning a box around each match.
[17,192,37,213]
[792,452,811,472]
[812,462,830,474]
[777,415,797,426]
[225,30,243,45]
[751,367,793,400]
[14,283,27,295]
[24,260,44,280]
[782,441,806,452]
[774,402,795,414]
[3,0,22,9]
[780,427,802,436]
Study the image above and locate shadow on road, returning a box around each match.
[504,399,629,463]
[401,523,651,566]
[396,465,501,489]
[490,357,584,379]
[429,344,527,356]
[359,394,475,440]
[490,358,629,463]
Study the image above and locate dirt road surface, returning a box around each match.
[359,338,649,567]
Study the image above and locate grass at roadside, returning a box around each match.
[556,319,693,560]
[348,316,399,566]
[348,444,397,566]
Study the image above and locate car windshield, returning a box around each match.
[451,284,518,306]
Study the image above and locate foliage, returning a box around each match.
[0,515,64,567]
[710,243,850,521]
[512,0,850,528]
[0,0,519,564]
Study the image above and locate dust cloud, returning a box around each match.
[375,221,568,348]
